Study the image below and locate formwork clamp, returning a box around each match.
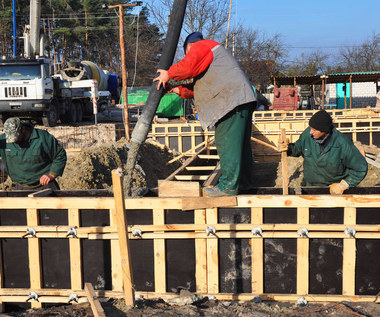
[345,226,356,238]
[206,226,216,236]
[297,228,309,238]
[68,293,79,303]
[24,228,36,238]
[67,227,78,238]
[252,227,263,237]
[297,297,307,306]
[132,228,143,238]
[26,291,39,302]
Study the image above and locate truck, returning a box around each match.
[0,0,118,126]
[0,57,118,127]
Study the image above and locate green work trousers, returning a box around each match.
[215,102,255,194]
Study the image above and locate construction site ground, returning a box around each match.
[4,297,380,316]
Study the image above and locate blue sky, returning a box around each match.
[234,0,379,62]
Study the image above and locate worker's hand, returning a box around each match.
[278,138,289,152]
[153,69,169,90]
[329,179,349,195]
[168,87,180,95]
[40,174,55,186]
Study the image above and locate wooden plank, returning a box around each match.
[206,208,218,293]
[181,196,237,211]
[202,162,221,188]
[27,208,43,309]
[153,209,166,293]
[110,208,123,291]
[297,207,309,295]
[198,155,220,159]
[280,128,289,195]
[84,283,106,317]
[195,209,207,293]
[111,169,135,306]
[186,166,216,171]
[158,180,200,197]
[251,207,263,294]
[0,237,3,313]
[68,209,82,290]
[174,175,209,181]
[343,207,356,296]
[27,188,53,197]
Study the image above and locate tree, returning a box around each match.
[337,32,380,72]
[233,27,287,89]
[147,0,230,56]
[285,50,329,76]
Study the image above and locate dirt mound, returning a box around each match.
[58,138,181,196]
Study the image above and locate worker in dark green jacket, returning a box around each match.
[278,110,368,194]
[0,117,67,190]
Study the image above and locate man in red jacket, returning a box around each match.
[154,32,257,196]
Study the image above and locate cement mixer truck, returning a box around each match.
[0,58,118,126]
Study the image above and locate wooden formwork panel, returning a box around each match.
[0,192,379,310]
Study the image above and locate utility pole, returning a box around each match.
[107,2,142,140]
[225,0,233,48]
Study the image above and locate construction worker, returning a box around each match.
[0,117,67,190]
[154,32,257,197]
[278,110,368,194]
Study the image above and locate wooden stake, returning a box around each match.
[68,209,82,291]
[84,283,106,317]
[111,169,135,306]
[251,207,263,294]
[153,209,166,293]
[280,128,289,195]
[297,207,309,295]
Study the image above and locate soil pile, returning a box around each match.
[58,138,181,196]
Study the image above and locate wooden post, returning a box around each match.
[321,77,325,109]
[111,169,135,306]
[68,209,82,291]
[342,207,356,296]
[153,209,166,293]
[195,209,207,293]
[206,208,219,294]
[280,128,288,195]
[344,82,347,109]
[297,207,309,295]
[110,208,123,291]
[349,75,353,109]
[27,208,43,309]
[251,207,263,294]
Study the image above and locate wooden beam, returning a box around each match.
[181,196,237,211]
[195,209,207,293]
[110,209,123,291]
[84,283,106,317]
[68,209,82,291]
[342,207,356,296]
[297,207,309,295]
[27,208,43,309]
[202,162,221,188]
[158,180,200,197]
[153,209,166,293]
[111,169,135,306]
[206,208,219,294]
[280,128,288,195]
[251,207,263,294]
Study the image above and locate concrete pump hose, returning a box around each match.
[125,0,188,196]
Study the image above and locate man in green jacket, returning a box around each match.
[278,110,368,194]
[0,117,67,190]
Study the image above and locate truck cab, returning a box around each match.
[0,57,55,124]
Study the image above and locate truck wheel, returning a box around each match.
[42,104,58,127]
[76,103,83,123]
[65,103,77,123]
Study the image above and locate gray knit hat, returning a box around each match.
[4,117,22,143]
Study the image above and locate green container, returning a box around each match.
[122,87,184,117]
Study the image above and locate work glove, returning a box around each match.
[329,179,349,195]
[278,138,289,152]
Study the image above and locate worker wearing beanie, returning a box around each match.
[278,110,368,194]
[154,32,257,197]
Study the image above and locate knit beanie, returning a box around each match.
[183,32,203,54]
[309,110,332,133]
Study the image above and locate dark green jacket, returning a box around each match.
[0,127,67,186]
[288,127,368,187]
